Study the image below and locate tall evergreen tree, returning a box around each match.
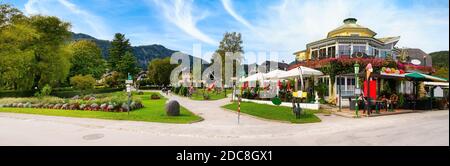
[108,33,132,71]
[116,51,139,78]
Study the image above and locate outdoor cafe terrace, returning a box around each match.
[288,57,435,74]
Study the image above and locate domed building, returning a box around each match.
[288,18,442,108]
[294,18,400,61]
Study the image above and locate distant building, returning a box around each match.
[260,61,289,73]
[396,48,432,67]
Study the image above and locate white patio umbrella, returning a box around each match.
[278,66,323,91]
[264,69,287,80]
[278,66,323,79]
[240,72,265,82]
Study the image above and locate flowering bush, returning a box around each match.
[0,92,143,112]
[290,57,398,85]
[397,62,434,74]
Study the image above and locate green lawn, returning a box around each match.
[0,92,203,124]
[222,102,323,123]
[183,89,231,101]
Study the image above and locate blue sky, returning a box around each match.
[2,0,449,63]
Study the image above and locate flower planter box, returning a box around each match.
[241,98,320,110]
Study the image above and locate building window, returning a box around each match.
[353,46,366,53]
[311,50,318,60]
[319,48,326,59]
[379,50,387,58]
[327,46,336,58]
[338,45,351,57]
[374,49,379,57]
[368,47,374,56]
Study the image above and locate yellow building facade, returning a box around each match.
[295,18,400,62]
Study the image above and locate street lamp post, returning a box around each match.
[354,63,360,117]
[126,73,133,115]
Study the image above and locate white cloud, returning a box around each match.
[221,0,253,29]
[24,0,110,39]
[150,0,218,45]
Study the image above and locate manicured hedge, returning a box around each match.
[0,88,123,98]
[50,88,124,98]
[0,90,35,98]
[138,85,162,90]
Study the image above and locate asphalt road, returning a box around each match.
[0,93,448,146]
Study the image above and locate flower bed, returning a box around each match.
[0,93,143,112]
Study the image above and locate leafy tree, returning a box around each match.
[147,57,177,86]
[104,71,122,88]
[430,51,449,79]
[433,67,449,79]
[0,17,37,90]
[108,33,132,71]
[0,3,25,28]
[69,40,106,79]
[214,32,244,89]
[70,75,96,92]
[430,51,449,68]
[29,15,72,89]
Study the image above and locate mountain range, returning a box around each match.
[71,32,179,69]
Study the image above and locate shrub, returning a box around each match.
[174,86,181,94]
[150,94,160,100]
[104,71,123,88]
[70,75,96,93]
[314,82,327,99]
[397,93,406,108]
[0,92,143,112]
[34,84,52,98]
[203,93,210,100]
[180,87,188,96]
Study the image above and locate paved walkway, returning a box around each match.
[0,91,448,146]
[159,91,272,126]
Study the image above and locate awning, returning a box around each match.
[424,81,449,87]
[405,72,448,82]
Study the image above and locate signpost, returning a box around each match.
[237,96,241,125]
[126,73,133,115]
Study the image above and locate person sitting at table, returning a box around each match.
[380,95,388,111]
[389,94,399,110]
